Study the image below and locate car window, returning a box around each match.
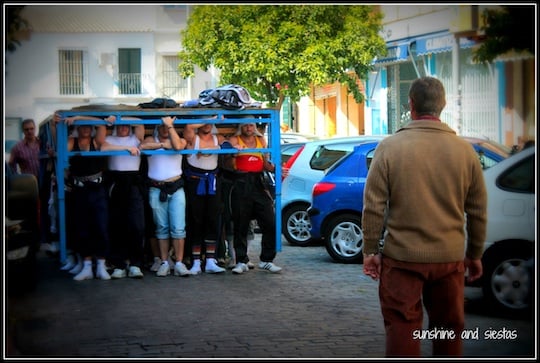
[476,149,501,169]
[309,145,354,171]
[366,149,376,170]
[497,155,534,193]
[464,137,510,170]
[281,144,304,164]
[478,140,512,157]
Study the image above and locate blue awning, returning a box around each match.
[375,32,479,65]
[416,33,477,55]
[374,42,409,64]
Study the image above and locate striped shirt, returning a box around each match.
[9,137,40,178]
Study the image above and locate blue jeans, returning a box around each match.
[149,186,186,240]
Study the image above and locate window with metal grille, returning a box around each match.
[59,50,85,95]
[162,55,188,100]
[118,48,141,95]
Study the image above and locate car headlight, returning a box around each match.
[7,246,30,260]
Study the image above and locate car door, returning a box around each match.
[484,149,535,244]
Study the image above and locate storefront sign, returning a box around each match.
[375,43,408,63]
[416,33,476,55]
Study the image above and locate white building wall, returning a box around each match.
[4,4,211,128]
[5,32,159,122]
[381,5,453,41]
[295,97,315,135]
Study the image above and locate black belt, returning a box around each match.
[149,176,182,187]
[73,176,103,187]
[149,177,184,202]
[73,171,103,183]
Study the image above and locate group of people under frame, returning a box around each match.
[10,76,500,357]
[51,112,283,281]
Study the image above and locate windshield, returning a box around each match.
[464,137,511,169]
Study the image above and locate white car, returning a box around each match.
[280,132,319,144]
[281,135,386,246]
[265,131,319,144]
[470,145,535,314]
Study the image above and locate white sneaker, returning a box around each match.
[111,268,127,279]
[69,261,83,275]
[227,261,236,269]
[258,261,282,273]
[205,258,225,274]
[232,262,248,274]
[174,262,190,277]
[96,267,111,280]
[95,259,111,280]
[156,262,170,277]
[60,255,76,271]
[73,266,94,281]
[246,261,255,269]
[128,266,144,279]
[150,257,162,272]
[189,260,202,275]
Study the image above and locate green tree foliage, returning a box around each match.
[6,5,30,53]
[178,5,386,106]
[473,5,535,63]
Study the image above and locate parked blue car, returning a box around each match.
[307,141,380,263]
[307,137,510,263]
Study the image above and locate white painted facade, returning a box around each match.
[4,4,534,149]
[4,4,215,140]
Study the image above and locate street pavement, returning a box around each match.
[5,235,536,359]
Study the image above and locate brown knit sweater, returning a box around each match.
[362,120,487,263]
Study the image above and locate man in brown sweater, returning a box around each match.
[362,76,487,357]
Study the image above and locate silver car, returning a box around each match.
[468,145,535,314]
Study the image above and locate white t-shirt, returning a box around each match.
[186,135,219,170]
[147,135,183,181]
[105,134,141,171]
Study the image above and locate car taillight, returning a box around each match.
[282,145,305,181]
[312,182,336,197]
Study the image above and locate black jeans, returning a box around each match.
[72,182,109,258]
[185,171,221,259]
[230,173,276,263]
[108,172,145,268]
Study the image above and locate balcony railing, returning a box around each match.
[118,73,141,95]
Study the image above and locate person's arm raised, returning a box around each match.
[162,116,186,150]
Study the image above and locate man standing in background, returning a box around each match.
[9,118,40,178]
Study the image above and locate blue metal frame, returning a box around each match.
[54,107,282,262]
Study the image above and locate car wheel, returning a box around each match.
[324,214,363,263]
[481,242,533,314]
[282,203,312,246]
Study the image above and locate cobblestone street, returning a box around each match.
[6,236,535,359]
